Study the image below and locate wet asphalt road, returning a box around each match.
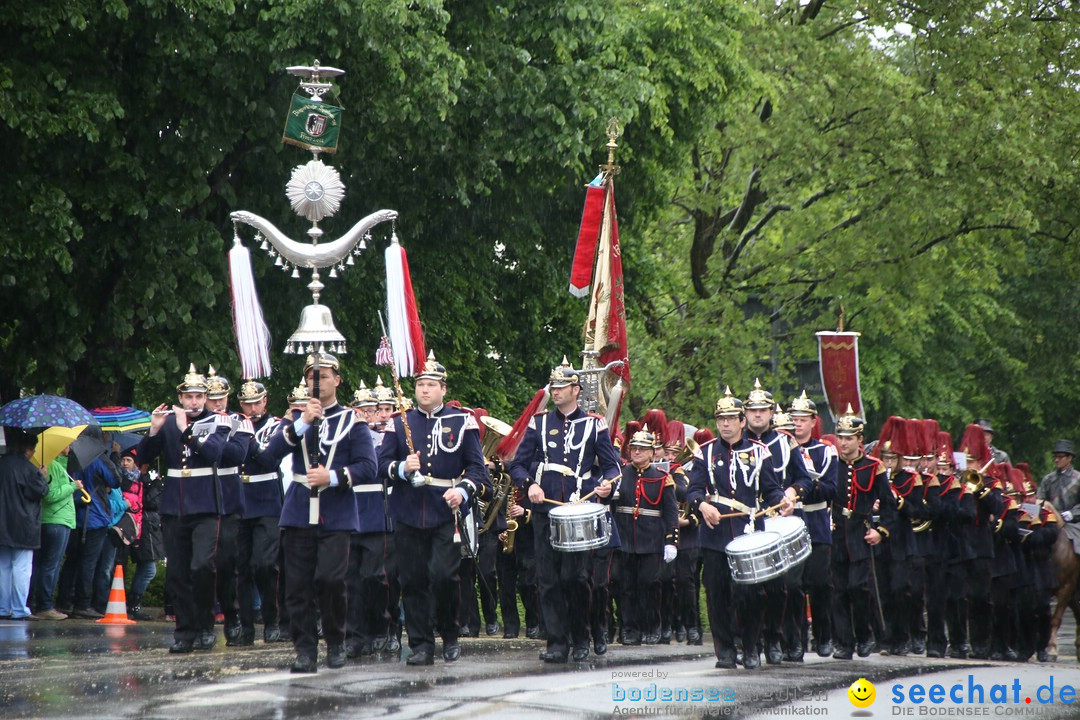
[0,615,1075,719]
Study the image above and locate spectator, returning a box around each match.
[115,448,160,620]
[30,450,82,620]
[0,428,50,620]
[56,456,119,619]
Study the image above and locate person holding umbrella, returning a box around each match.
[30,448,83,619]
[0,429,50,620]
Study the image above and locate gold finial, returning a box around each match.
[602,117,621,178]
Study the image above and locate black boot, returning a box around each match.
[127,594,154,622]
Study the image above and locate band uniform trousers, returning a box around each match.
[591,546,615,644]
[533,512,591,655]
[965,557,993,655]
[830,553,874,652]
[460,531,499,633]
[346,532,393,650]
[501,517,540,634]
[617,550,662,638]
[163,514,221,643]
[237,515,281,633]
[216,513,241,628]
[396,521,461,655]
[282,527,350,660]
[702,548,766,663]
[803,544,832,650]
[674,547,702,638]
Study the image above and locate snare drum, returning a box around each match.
[764,515,811,567]
[549,502,611,552]
[725,531,785,584]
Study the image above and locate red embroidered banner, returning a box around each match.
[816,331,862,420]
[569,183,606,297]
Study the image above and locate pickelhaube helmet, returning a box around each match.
[351,380,377,408]
[206,365,232,400]
[744,378,774,410]
[416,350,448,382]
[176,363,209,394]
[304,352,340,375]
[788,390,817,417]
[629,424,657,448]
[772,405,795,432]
[373,376,395,405]
[237,380,267,403]
[834,404,865,437]
[548,356,580,388]
[287,378,311,406]
[714,386,744,418]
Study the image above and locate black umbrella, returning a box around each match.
[109,431,143,454]
[67,426,110,474]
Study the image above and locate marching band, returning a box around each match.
[145,360,1074,673]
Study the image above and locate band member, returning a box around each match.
[744,384,815,664]
[830,407,896,660]
[687,387,797,670]
[612,425,678,645]
[462,407,504,638]
[783,394,836,660]
[205,367,248,646]
[139,365,232,653]
[672,426,712,645]
[880,417,925,656]
[376,351,489,666]
[957,423,1008,660]
[925,432,970,658]
[266,353,376,673]
[234,381,284,644]
[345,381,396,658]
[508,356,621,663]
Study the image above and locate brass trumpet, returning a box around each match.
[961,459,994,497]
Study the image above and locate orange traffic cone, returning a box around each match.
[97,564,136,625]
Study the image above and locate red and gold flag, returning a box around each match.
[816,331,862,420]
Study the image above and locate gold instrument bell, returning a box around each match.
[480,415,514,460]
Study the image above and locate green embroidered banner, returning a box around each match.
[283,94,342,153]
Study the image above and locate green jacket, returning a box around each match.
[41,456,76,529]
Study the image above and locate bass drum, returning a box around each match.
[549,502,611,552]
[725,530,785,584]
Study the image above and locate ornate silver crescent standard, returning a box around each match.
[230,208,398,269]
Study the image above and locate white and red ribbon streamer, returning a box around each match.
[385,234,426,377]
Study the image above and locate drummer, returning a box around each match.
[611,424,678,645]
[508,356,621,664]
[687,387,797,670]
[743,381,813,664]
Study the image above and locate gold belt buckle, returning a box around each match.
[181,469,191,478]
[242,475,251,484]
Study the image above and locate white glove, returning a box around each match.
[410,472,427,489]
[1063,510,1074,522]
[663,544,677,563]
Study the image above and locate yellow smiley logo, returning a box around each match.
[848,677,876,708]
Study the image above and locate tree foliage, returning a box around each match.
[630,0,1080,469]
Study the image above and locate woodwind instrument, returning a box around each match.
[502,486,519,554]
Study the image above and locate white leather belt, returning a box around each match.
[616,506,661,518]
[292,473,312,488]
[352,483,384,494]
[217,466,239,475]
[420,476,456,488]
[243,472,278,484]
[167,467,215,478]
[540,463,591,481]
[798,501,827,512]
[706,495,754,514]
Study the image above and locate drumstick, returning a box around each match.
[574,478,614,504]
[753,501,787,519]
[543,498,566,506]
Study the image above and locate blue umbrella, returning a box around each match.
[0,395,99,430]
